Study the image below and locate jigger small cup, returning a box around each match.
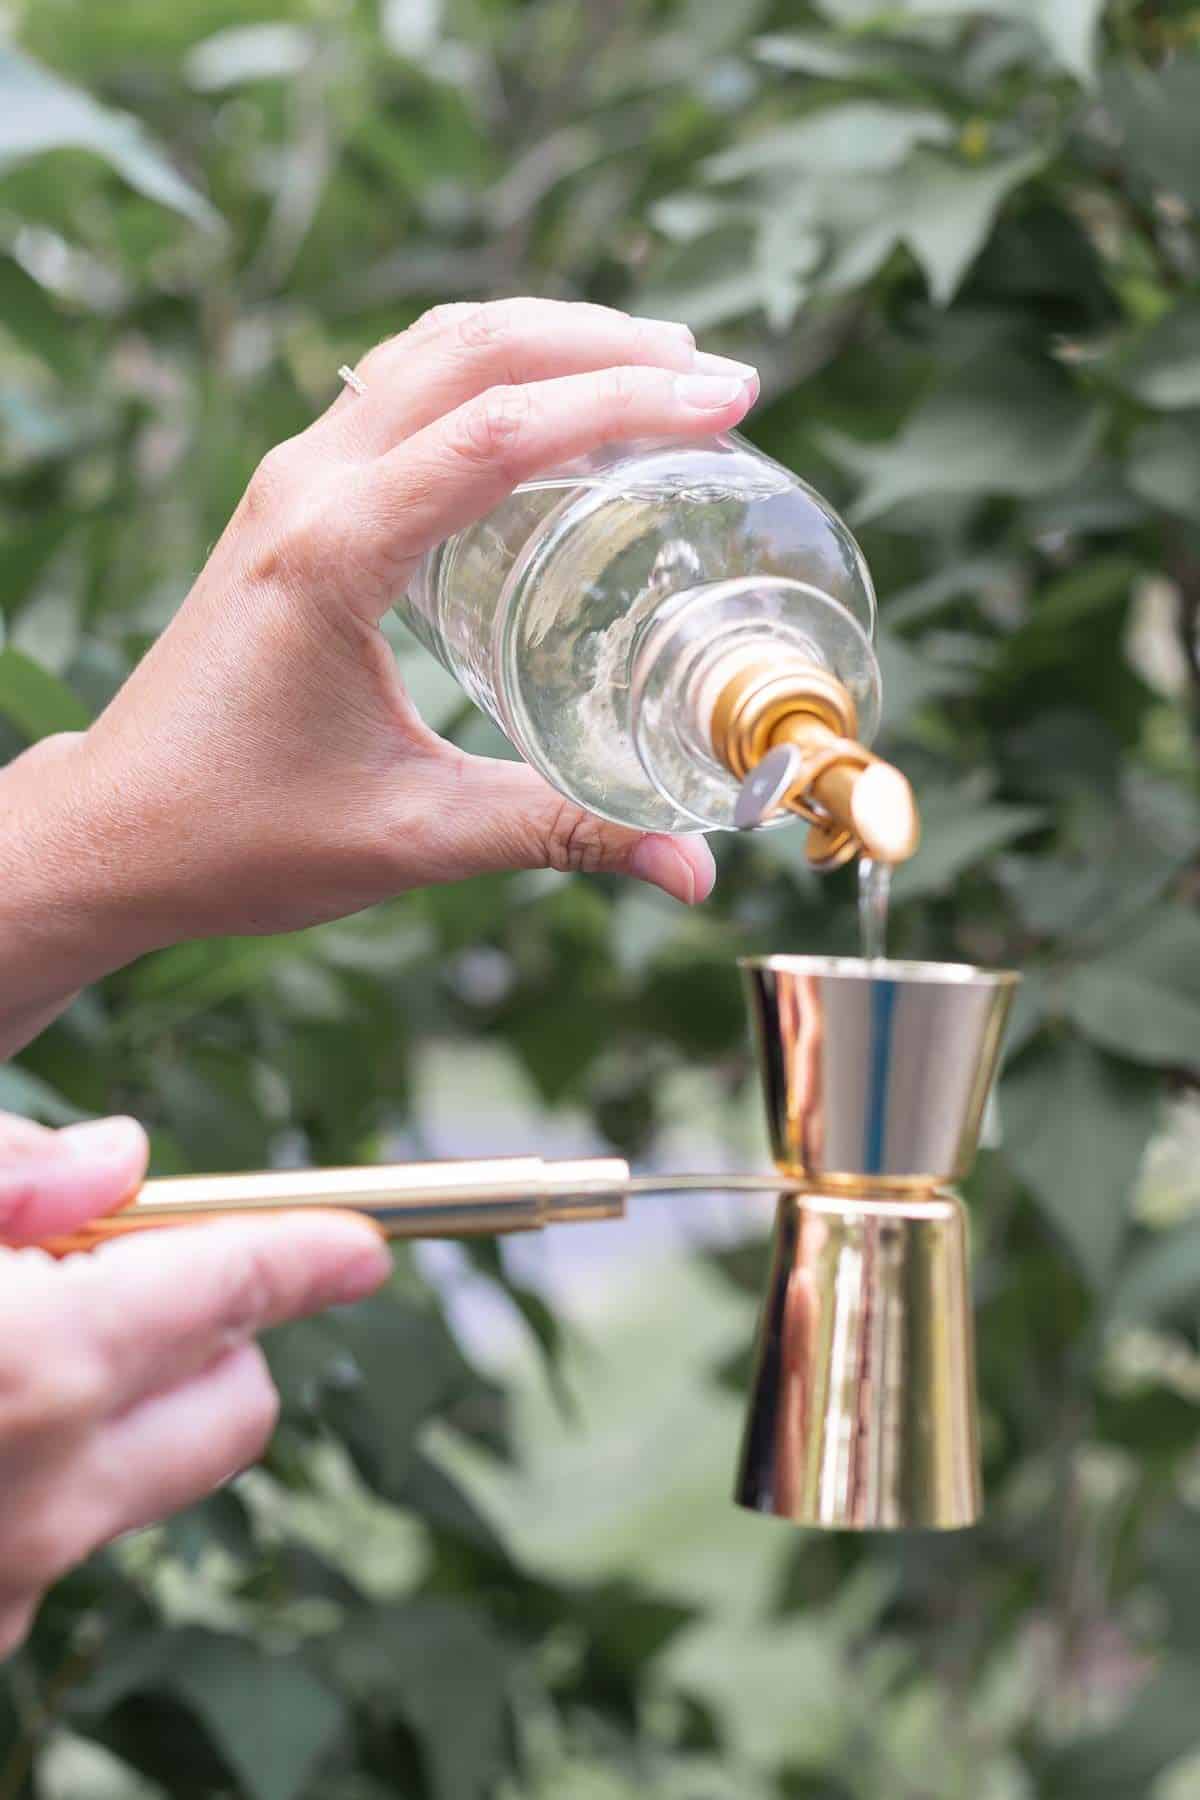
[735,956,1018,1532]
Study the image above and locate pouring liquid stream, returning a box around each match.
[857,857,891,962]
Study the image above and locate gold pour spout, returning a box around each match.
[711,657,920,870]
[38,1158,802,1258]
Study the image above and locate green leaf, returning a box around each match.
[1127,418,1200,521]
[676,0,771,59]
[183,24,314,92]
[1063,979,1199,1072]
[0,48,220,228]
[268,1292,489,1502]
[822,355,1102,522]
[1000,1036,1158,1289]
[889,785,1043,901]
[1062,907,1200,1070]
[0,253,86,372]
[0,1062,86,1124]
[875,627,982,736]
[126,936,307,1032]
[1037,1657,1200,1798]
[1114,305,1200,411]
[638,225,768,330]
[328,1602,510,1800]
[1103,58,1200,213]
[0,646,90,737]
[753,31,898,80]
[1111,1217,1200,1328]
[73,1629,346,1800]
[151,1048,271,1171]
[1021,0,1103,83]
[165,1640,347,1800]
[943,0,1102,83]
[704,104,952,182]
[1145,1508,1200,1658]
[826,149,1043,305]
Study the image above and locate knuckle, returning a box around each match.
[452,300,514,352]
[219,1241,277,1344]
[457,385,533,474]
[355,339,392,383]
[247,490,338,596]
[0,1350,107,1442]
[412,301,483,339]
[244,441,299,520]
[600,362,641,412]
[542,802,613,876]
[361,306,465,378]
[627,313,661,358]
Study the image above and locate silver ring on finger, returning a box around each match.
[338,365,367,397]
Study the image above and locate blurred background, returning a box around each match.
[2,0,1200,1794]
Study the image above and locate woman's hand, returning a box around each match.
[0,1110,390,1658]
[0,300,757,1048]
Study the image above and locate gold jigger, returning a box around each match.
[736,956,1018,1532]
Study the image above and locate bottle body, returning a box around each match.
[401,432,879,832]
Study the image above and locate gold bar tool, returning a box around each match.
[38,1159,798,1258]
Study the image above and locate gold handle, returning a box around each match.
[39,1156,630,1257]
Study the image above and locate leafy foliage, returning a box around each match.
[1,1,1199,1796]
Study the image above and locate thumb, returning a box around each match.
[0,1115,149,1246]
[412,754,717,903]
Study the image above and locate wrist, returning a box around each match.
[0,733,168,1052]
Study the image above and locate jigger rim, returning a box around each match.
[739,953,1020,989]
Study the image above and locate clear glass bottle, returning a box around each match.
[400,430,881,834]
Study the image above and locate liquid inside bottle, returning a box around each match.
[400,433,881,833]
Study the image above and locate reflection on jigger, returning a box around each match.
[742,955,1018,1186]
[735,1189,981,1531]
[735,956,1016,1532]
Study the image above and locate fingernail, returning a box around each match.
[331,1240,392,1304]
[58,1116,147,1163]
[635,316,694,345]
[687,836,718,903]
[691,350,759,384]
[674,372,749,411]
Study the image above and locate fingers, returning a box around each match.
[0,1218,387,1641]
[329,298,702,455]
[388,751,717,903]
[353,361,757,594]
[98,1341,280,1535]
[0,1116,149,1245]
[0,1344,280,1628]
[48,1214,391,1415]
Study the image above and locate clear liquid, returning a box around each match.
[401,437,877,831]
[857,857,891,962]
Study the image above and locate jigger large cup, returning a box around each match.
[735,956,1018,1532]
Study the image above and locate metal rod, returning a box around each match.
[37,1157,802,1257]
[624,1173,804,1195]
